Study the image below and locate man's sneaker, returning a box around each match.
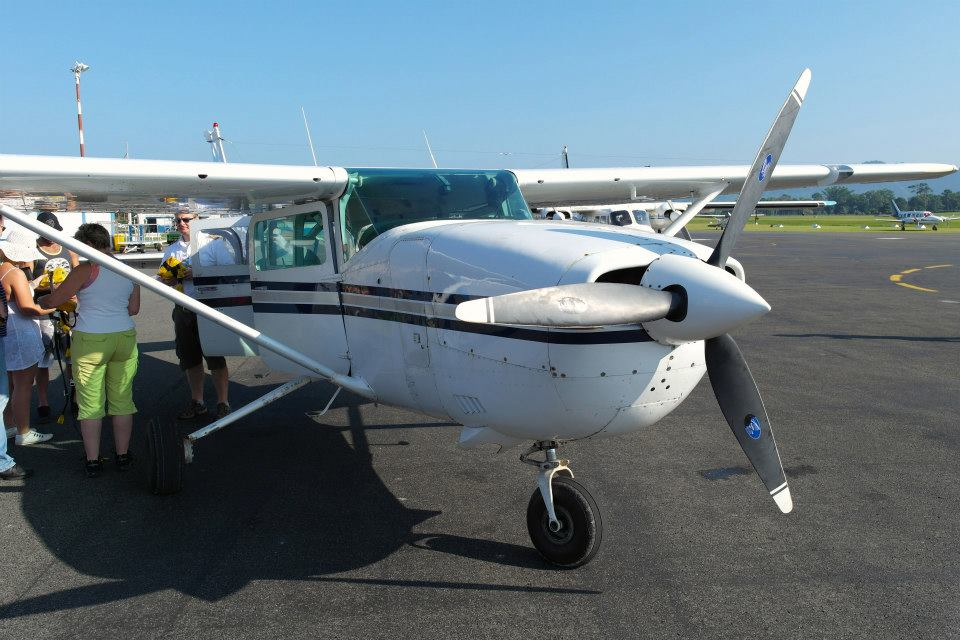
[177,400,208,420]
[15,429,53,446]
[0,464,33,480]
[215,403,231,419]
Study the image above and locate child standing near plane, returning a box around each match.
[31,211,79,421]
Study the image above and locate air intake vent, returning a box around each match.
[595,266,648,285]
[454,395,486,415]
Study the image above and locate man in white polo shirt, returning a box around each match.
[159,209,234,420]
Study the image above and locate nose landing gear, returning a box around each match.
[521,441,603,567]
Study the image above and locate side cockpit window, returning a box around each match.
[253,210,327,271]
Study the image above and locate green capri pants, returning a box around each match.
[71,328,139,420]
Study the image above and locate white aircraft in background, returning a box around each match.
[0,69,956,568]
[877,200,959,230]
[538,199,833,237]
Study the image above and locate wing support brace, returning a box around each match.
[0,204,375,401]
[661,182,729,237]
[181,378,341,463]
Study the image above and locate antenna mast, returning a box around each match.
[301,106,319,166]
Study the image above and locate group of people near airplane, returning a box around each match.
[0,209,232,480]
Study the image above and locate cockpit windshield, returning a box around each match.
[339,168,532,260]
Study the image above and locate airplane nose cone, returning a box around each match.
[640,253,771,345]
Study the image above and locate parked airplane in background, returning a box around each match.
[0,69,956,568]
[879,200,959,230]
[539,200,833,235]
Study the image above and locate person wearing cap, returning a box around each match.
[0,214,33,480]
[31,211,80,422]
[0,225,55,446]
[160,209,231,420]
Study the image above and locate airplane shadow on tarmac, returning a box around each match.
[1,350,582,619]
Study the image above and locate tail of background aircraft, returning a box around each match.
[891,199,902,215]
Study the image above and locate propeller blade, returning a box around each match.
[455,282,680,328]
[708,68,811,268]
[705,333,792,513]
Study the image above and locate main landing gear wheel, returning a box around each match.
[526,476,602,568]
[147,418,184,495]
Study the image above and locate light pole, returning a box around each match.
[70,62,90,157]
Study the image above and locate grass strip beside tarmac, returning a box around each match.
[688,213,960,233]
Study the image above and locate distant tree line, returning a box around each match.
[764,183,960,214]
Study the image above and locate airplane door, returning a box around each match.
[190,216,258,356]
[249,202,349,376]
[386,238,439,410]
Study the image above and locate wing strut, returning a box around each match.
[0,204,375,401]
[661,183,728,237]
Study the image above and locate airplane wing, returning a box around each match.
[0,154,955,210]
[0,154,348,204]
[701,199,834,210]
[513,164,957,207]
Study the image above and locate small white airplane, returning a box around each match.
[539,200,833,235]
[0,69,956,567]
[877,200,959,230]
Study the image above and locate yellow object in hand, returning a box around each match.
[38,273,51,289]
[56,299,77,313]
[157,256,187,281]
[52,266,67,285]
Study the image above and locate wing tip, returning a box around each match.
[795,69,812,101]
[772,485,793,514]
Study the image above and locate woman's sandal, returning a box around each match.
[85,459,103,478]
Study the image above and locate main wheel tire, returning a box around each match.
[147,418,184,495]
[526,476,602,568]
[932,225,938,231]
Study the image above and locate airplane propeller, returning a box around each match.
[456,69,812,514]
[697,68,811,514]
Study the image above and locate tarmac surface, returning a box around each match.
[1,232,958,639]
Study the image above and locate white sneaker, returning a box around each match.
[5,427,15,439]
[15,429,53,446]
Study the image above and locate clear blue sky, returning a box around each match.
[1,0,957,170]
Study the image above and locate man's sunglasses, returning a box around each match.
[175,217,194,224]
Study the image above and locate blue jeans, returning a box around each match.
[0,340,14,473]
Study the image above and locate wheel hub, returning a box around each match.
[543,506,574,544]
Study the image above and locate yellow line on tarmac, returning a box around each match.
[888,263,953,293]
[895,282,938,293]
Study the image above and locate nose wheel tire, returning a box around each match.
[526,476,602,568]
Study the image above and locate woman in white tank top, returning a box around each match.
[40,224,141,478]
